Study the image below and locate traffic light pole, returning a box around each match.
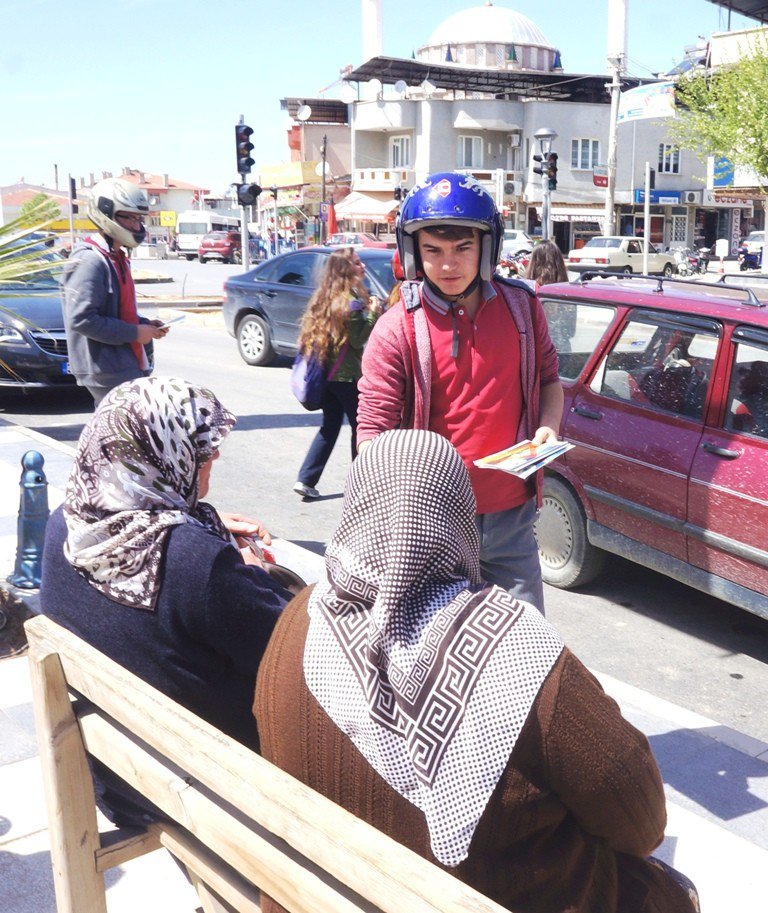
[239,179,250,271]
[541,166,551,242]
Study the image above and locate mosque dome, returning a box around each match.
[416,2,560,72]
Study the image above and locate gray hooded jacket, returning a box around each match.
[60,238,150,389]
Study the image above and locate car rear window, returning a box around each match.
[725,340,768,440]
[592,316,719,420]
[585,238,621,249]
[361,256,393,296]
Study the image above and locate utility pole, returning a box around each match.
[320,134,328,244]
[603,56,622,237]
[604,0,628,236]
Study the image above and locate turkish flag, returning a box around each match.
[326,201,338,236]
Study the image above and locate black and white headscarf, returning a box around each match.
[304,430,564,866]
[63,376,235,610]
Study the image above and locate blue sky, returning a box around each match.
[0,0,756,194]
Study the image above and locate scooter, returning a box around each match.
[696,247,710,274]
[738,246,761,271]
[673,248,693,277]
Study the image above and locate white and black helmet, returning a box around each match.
[88,178,148,248]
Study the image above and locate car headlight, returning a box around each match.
[0,325,27,345]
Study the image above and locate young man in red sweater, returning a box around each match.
[357,172,563,612]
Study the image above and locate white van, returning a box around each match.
[175,211,240,260]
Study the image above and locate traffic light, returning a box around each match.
[269,185,278,200]
[235,123,255,175]
[237,183,262,206]
[394,185,403,201]
[547,152,558,190]
[69,176,78,214]
[532,152,548,176]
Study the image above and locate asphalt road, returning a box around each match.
[1,311,766,743]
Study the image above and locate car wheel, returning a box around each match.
[622,266,632,275]
[185,255,195,261]
[662,263,674,277]
[535,476,605,589]
[237,314,275,366]
[198,256,206,263]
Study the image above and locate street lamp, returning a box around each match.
[533,127,558,242]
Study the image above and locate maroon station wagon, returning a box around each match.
[533,273,768,620]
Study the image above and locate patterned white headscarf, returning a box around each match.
[304,430,564,866]
[63,376,235,610]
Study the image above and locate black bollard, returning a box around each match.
[8,451,50,590]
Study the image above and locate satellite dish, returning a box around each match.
[339,83,357,104]
[394,79,407,97]
[368,78,382,95]
[296,104,312,121]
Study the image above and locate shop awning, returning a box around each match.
[334,191,399,222]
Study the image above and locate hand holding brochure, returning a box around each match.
[474,439,574,480]
[160,314,186,328]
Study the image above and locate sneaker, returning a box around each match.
[293,481,321,500]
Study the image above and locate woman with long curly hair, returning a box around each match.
[293,248,381,499]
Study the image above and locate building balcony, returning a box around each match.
[354,168,415,191]
[456,168,524,199]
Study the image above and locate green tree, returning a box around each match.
[19,192,61,226]
[670,35,768,191]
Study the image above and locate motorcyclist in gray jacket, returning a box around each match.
[61,178,168,405]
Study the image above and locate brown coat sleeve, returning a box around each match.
[519,649,667,857]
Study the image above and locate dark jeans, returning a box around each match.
[297,380,359,487]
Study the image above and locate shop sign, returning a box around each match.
[702,189,753,213]
[593,166,608,187]
[633,190,681,205]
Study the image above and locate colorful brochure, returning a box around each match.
[474,440,574,480]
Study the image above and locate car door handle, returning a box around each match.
[261,290,277,298]
[702,442,741,459]
[572,405,602,420]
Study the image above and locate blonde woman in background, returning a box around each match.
[293,248,381,500]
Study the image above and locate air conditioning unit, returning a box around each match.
[503,181,518,196]
[683,190,702,204]
[507,133,521,147]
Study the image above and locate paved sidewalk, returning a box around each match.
[1,420,767,911]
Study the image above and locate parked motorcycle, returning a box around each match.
[673,248,694,277]
[498,250,531,278]
[696,247,710,274]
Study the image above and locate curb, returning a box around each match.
[135,297,223,309]
[594,669,768,764]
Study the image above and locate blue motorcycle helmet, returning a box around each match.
[396,172,504,282]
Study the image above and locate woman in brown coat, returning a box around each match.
[254,430,697,913]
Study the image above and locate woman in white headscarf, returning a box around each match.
[254,429,698,913]
[40,376,290,826]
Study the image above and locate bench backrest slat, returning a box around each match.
[26,615,510,913]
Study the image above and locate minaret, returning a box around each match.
[362,0,383,63]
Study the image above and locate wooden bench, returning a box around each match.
[25,614,509,913]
